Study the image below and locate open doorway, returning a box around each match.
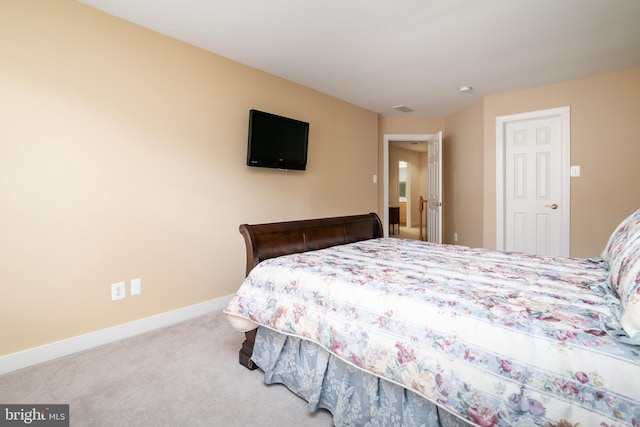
[392,159,423,240]
[383,134,431,240]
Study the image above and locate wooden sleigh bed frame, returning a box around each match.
[236,212,383,369]
[228,209,640,426]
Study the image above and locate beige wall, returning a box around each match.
[482,68,640,257]
[0,0,378,355]
[443,101,484,247]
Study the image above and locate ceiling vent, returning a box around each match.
[392,105,414,113]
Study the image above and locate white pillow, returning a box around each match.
[601,208,640,338]
[615,242,640,338]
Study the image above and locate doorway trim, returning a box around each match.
[383,134,432,237]
[495,106,571,255]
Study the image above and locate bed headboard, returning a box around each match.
[239,212,383,276]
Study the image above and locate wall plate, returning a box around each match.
[131,278,142,296]
[111,282,126,301]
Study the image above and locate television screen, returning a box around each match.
[247,109,309,171]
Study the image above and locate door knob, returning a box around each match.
[545,203,558,209]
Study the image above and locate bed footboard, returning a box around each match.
[236,212,383,369]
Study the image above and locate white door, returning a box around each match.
[497,107,570,256]
[427,132,443,244]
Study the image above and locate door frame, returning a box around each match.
[383,134,432,237]
[495,106,571,255]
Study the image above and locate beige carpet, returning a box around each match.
[0,311,333,426]
[390,225,424,241]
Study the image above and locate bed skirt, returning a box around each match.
[252,327,473,427]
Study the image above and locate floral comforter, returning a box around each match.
[224,238,640,427]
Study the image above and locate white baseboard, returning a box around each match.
[0,295,234,376]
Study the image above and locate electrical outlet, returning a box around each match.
[131,278,142,296]
[111,282,126,301]
[454,232,458,242]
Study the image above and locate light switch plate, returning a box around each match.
[570,166,581,177]
[131,278,142,296]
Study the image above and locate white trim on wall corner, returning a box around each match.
[0,295,234,376]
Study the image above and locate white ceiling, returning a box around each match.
[79,0,640,118]
[392,140,428,153]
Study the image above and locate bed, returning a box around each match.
[224,211,640,427]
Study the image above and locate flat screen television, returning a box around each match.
[247,109,309,171]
